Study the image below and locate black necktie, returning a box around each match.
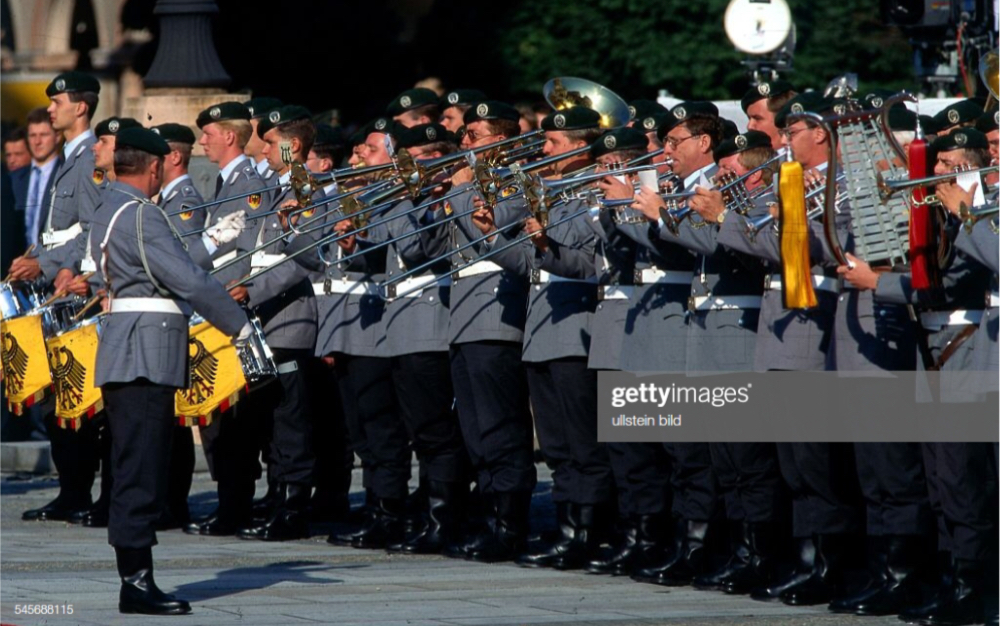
[214,173,224,198]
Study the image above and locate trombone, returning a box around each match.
[878,166,1000,203]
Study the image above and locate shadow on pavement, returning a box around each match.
[173,560,346,601]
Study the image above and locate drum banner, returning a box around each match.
[1,315,52,414]
[176,321,247,427]
[46,321,103,428]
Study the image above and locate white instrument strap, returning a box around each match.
[100,201,140,292]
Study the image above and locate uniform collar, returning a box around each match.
[219,154,249,182]
[255,158,270,176]
[684,162,715,189]
[161,173,191,199]
[63,129,94,160]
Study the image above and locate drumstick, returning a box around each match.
[38,272,95,308]
[71,293,104,321]
[3,244,36,282]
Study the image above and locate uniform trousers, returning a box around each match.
[662,443,718,522]
[776,442,861,537]
[854,442,932,536]
[391,351,466,485]
[606,441,672,516]
[310,358,353,496]
[336,354,410,499]
[709,442,784,523]
[103,379,175,549]
[46,411,100,503]
[526,358,613,505]
[921,443,997,561]
[450,341,536,494]
[252,349,316,486]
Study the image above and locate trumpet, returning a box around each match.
[742,172,847,240]
[878,165,999,203]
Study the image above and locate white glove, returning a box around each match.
[207,211,246,245]
[233,321,253,349]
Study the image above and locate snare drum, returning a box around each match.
[38,299,84,338]
[1,313,52,414]
[239,314,277,383]
[45,317,103,429]
[0,281,41,320]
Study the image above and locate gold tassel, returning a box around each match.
[779,161,817,309]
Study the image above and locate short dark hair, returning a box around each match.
[962,147,991,168]
[680,116,724,149]
[311,143,347,167]
[167,141,192,168]
[4,127,27,145]
[276,118,317,157]
[564,127,603,146]
[26,107,52,126]
[410,103,440,122]
[485,118,521,140]
[738,146,778,186]
[67,91,100,120]
[114,145,160,176]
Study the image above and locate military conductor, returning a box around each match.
[92,127,251,615]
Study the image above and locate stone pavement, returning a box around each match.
[1,469,903,626]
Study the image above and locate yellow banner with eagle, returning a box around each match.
[1,314,52,414]
[45,320,102,429]
[175,321,247,427]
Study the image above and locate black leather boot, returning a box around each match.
[327,488,375,546]
[586,517,638,575]
[309,486,351,524]
[116,547,190,615]
[515,502,577,568]
[391,480,462,554]
[23,489,93,522]
[751,536,816,601]
[828,536,888,613]
[587,513,668,576]
[898,550,953,622]
[781,534,850,606]
[466,491,530,563]
[696,522,777,594]
[631,518,710,586]
[237,484,310,541]
[919,558,987,626]
[850,535,924,616]
[445,491,496,559]
[550,504,609,571]
[351,498,406,550]
[185,479,254,536]
[251,470,280,525]
[694,521,748,591]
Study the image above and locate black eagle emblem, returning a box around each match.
[184,337,218,403]
[49,346,86,410]
[2,331,29,394]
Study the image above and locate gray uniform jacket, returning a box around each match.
[660,196,768,372]
[92,181,247,388]
[37,133,107,279]
[234,180,320,352]
[206,156,268,266]
[585,206,638,371]
[380,195,452,356]
[954,216,999,383]
[447,183,529,345]
[717,197,838,371]
[160,174,206,235]
[487,195,598,363]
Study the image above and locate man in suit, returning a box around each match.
[3,127,31,171]
[92,127,250,615]
[20,108,63,249]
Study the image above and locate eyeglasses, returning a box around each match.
[779,127,812,140]
[465,130,498,142]
[665,133,702,149]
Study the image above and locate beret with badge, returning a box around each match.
[196,101,251,129]
[713,130,773,162]
[245,97,283,120]
[151,122,196,145]
[95,116,141,137]
[440,89,487,109]
[395,123,451,150]
[931,127,989,152]
[974,107,999,134]
[591,127,649,158]
[541,106,602,131]
[463,100,520,124]
[628,99,668,122]
[46,71,101,97]
[933,99,985,131]
[386,88,440,116]
[114,127,170,157]
[740,80,796,113]
[774,92,840,128]
[256,105,312,138]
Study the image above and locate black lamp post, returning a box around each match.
[143,0,230,89]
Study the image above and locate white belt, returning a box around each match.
[635,268,691,285]
[312,280,379,297]
[251,252,286,270]
[600,285,634,300]
[212,250,237,268]
[990,292,999,308]
[531,270,599,284]
[385,274,452,299]
[765,274,839,293]
[690,295,762,311]
[110,297,184,315]
[41,223,83,249]
[456,260,504,279]
[920,310,984,330]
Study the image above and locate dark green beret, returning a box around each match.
[94,117,141,137]
[628,99,667,121]
[246,97,283,120]
[713,130,773,162]
[256,104,312,138]
[386,88,439,116]
[361,116,399,139]
[541,106,602,131]
[440,89,487,108]
[314,123,345,148]
[395,123,451,150]
[919,114,941,135]
[887,106,917,132]
[739,80,796,113]
[975,107,998,134]
[463,100,519,124]
[669,101,719,123]
[774,92,837,128]
[591,127,649,158]
[861,89,895,110]
[45,71,100,97]
[721,118,739,140]
[114,127,170,157]
[931,127,989,152]
[933,100,985,131]
[151,122,196,145]
[195,101,251,129]
[635,112,670,135]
